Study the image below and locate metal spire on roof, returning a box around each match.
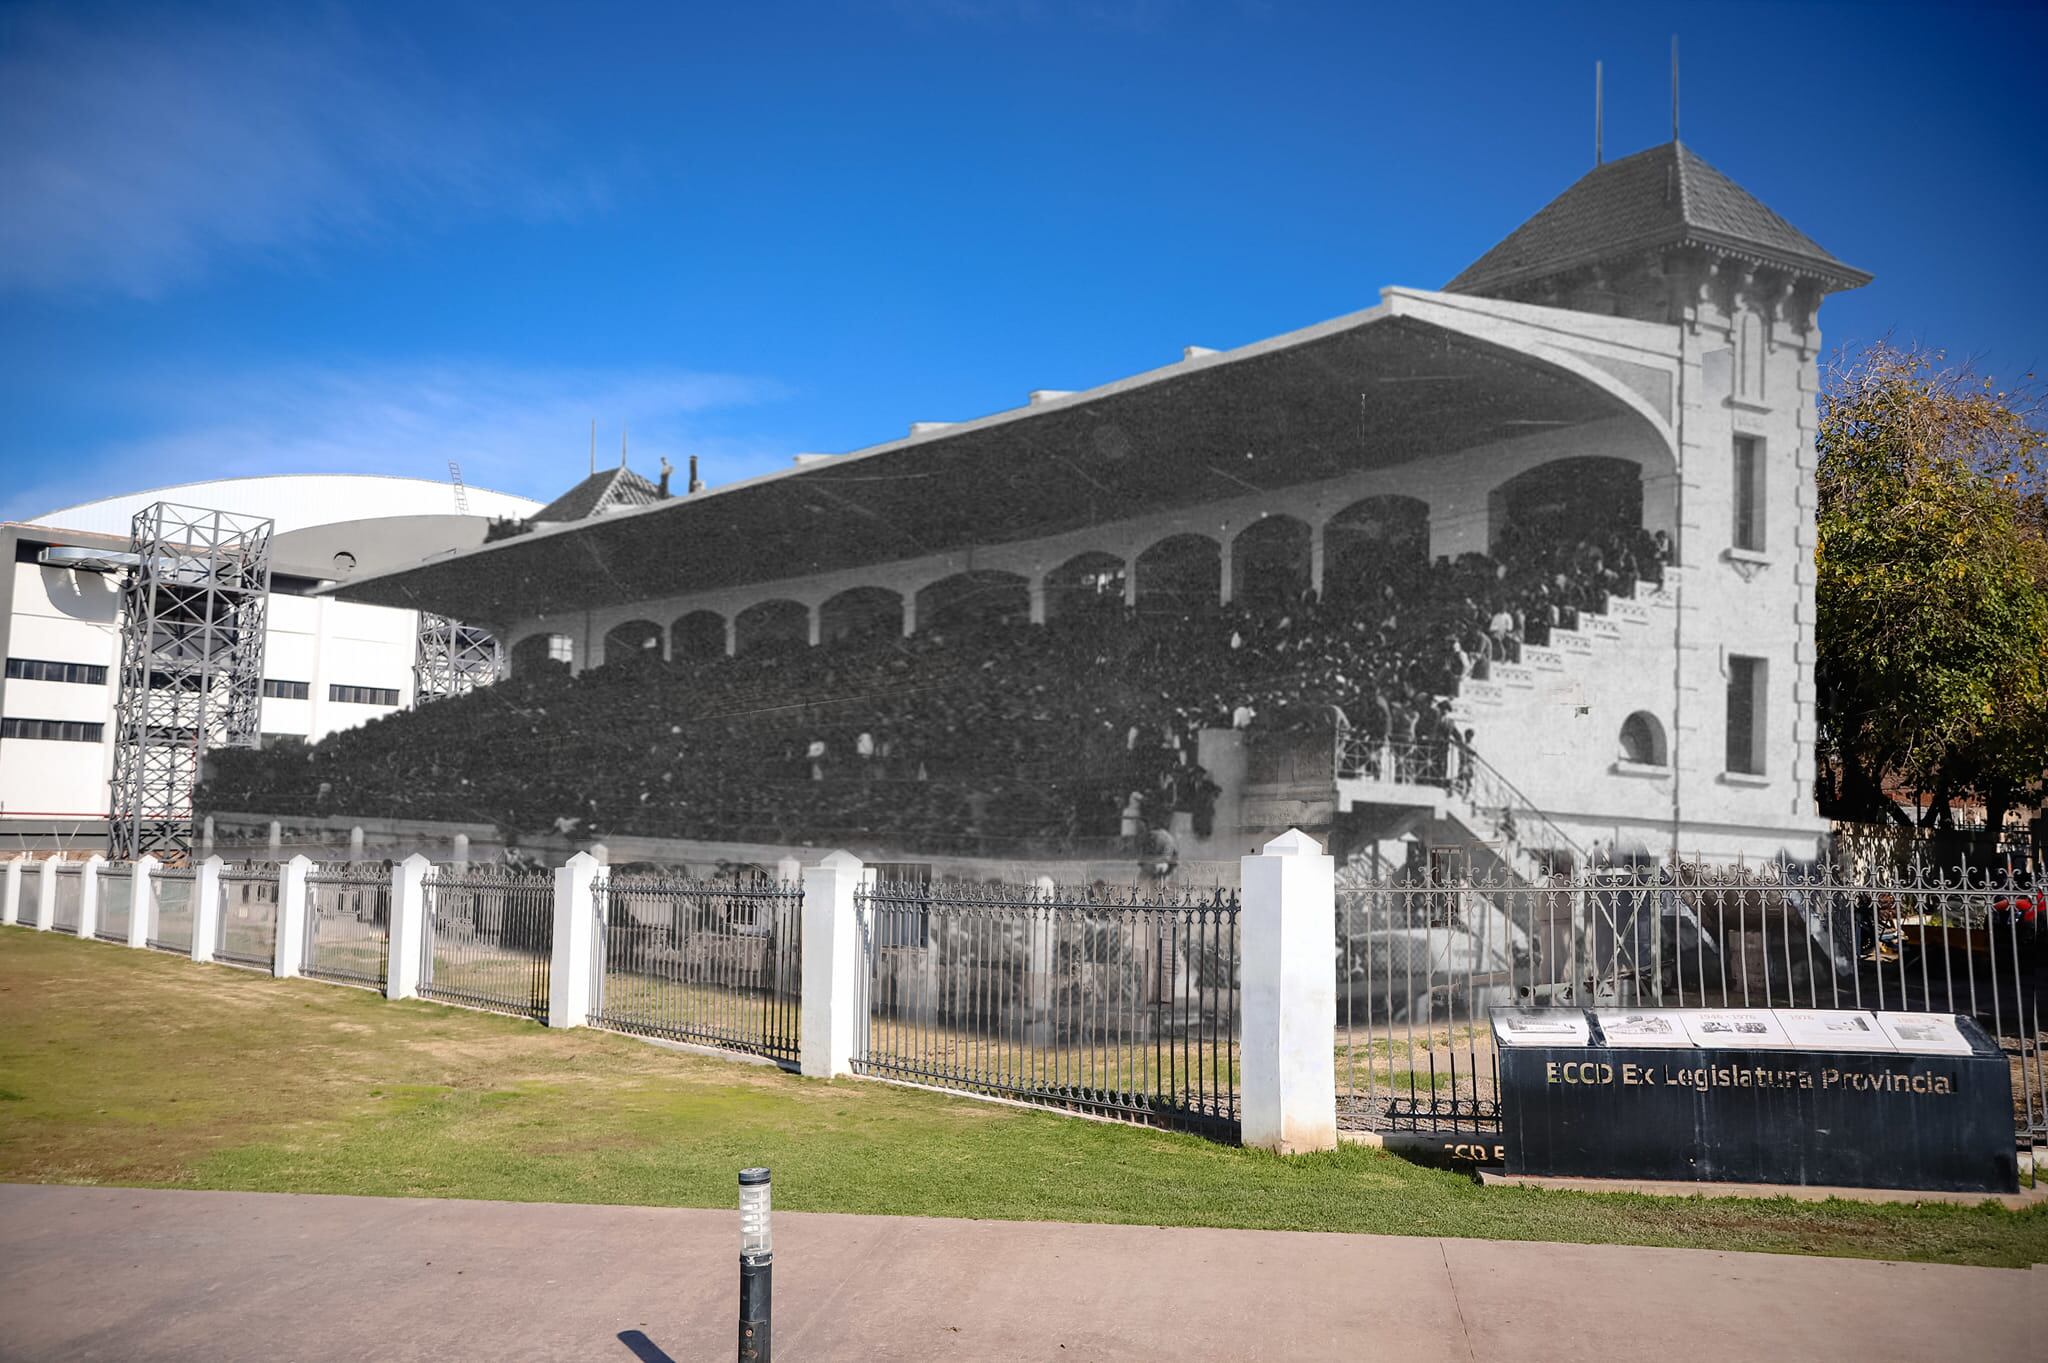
[1671,35,1680,143]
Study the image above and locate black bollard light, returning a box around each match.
[738,1167,772,1363]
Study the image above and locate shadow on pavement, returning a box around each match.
[617,1329,679,1363]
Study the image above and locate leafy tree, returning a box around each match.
[1815,343,2048,831]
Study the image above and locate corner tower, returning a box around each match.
[1450,143,1870,855]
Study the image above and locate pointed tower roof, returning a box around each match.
[530,465,663,524]
[1446,142,1870,298]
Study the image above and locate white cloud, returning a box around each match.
[0,361,792,523]
[0,5,606,297]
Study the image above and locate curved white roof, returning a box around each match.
[26,474,540,538]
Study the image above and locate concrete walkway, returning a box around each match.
[0,1185,2040,1362]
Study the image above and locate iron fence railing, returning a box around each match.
[50,863,82,934]
[147,866,195,953]
[854,879,1242,1135]
[95,866,134,943]
[214,863,280,970]
[1336,857,2048,1152]
[303,863,391,989]
[420,866,554,1019]
[590,875,802,1064]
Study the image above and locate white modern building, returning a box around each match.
[1,474,541,841]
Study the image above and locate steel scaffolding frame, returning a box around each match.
[109,503,273,864]
[413,612,503,703]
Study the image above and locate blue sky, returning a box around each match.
[2,0,2042,520]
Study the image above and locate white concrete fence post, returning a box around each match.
[36,858,60,931]
[274,854,313,978]
[1239,828,1338,1154]
[2,856,22,927]
[800,850,866,1079]
[79,854,106,941]
[547,852,601,1028]
[128,856,158,950]
[191,856,224,962]
[385,853,431,1000]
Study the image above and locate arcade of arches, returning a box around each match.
[525,456,1653,674]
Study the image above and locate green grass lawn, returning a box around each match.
[2,926,2044,1268]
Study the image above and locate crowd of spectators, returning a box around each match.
[201,516,1665,857]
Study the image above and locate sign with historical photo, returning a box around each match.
[1592,1009,1695,1048]
[1772,1009,1896,1053]
[1680,1009,1793,1049]
[1875,1011,1976,1056]
[1490,1007,1592,1048]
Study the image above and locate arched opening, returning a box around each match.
[602,619,664,666]
[510,633,572,677]
[1619,711,1668,767]
[1044,552,1128,624]
[1323,495,1428,603]
[1489,457,1643,561]
[1230,516,1312,615]
[733,599,810,656]
[915,571,1030,636]
[671,610,727,661]
[819,586,905,646]
[1134,534,1221,619]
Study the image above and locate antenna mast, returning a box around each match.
[1595,60,1604,165]
[1671,35,1680,142]
[589,419,596,476]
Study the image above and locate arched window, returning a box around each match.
[914,571,1030,635]
[1230,516,1312,614]
[1619,711,1668,767]
[819,586,905,645]
[1044,552,1128,623]
[510,633,573,676]
[1323,495,1428,602]
[602,619,663,665]
[1489,456,1644,557]
[671,610,727,661]
[1134,534,1221,619]
[733,599,810,655]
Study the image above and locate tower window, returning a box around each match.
[1732,436,1764,552]
[1726,655,1767,775]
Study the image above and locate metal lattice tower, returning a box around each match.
[414,612,503,703]
[109,503,273,864]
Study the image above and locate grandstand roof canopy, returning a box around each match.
[328,294,1663,624]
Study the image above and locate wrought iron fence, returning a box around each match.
[1336,857,2048,1152]
[214,863,280,970]
[95,866,134,943]
[420,865,554,1019]
[50,863,82,934]
[147,866,195,953]
[854,879,1242,1135]
[303,863,391,989]
[590,874,802,1064]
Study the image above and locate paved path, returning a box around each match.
[0,1185,2041,1362]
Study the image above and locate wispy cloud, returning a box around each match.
[0,4,608,298]
[2,362,791,523]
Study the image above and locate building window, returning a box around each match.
[262,679,310,700]
[5,658,108,686]
[1726,655,1767,775]
[547,634,573,665]
[1618,712,1668,767]
[1,717,104,742]
[259,733,307,751]
[1732,436,1764,552]
[329,684,399,707]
